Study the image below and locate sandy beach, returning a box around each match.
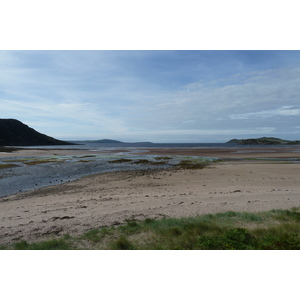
[1,147,300,246]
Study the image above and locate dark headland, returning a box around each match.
[0,119,76,146]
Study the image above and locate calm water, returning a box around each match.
[20,141,300,151]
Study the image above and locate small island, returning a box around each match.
[227,137,300,145]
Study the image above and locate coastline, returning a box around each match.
[1,145,300,159]
[1,146,300,246]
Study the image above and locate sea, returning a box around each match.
[20,141,300,151]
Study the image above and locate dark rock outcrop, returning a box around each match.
[0,119,75,146]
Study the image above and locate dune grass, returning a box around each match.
[13,237,71,250]
[1,207,299,250]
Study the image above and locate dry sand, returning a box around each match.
[1,147,300,245]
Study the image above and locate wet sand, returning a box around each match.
[137,146,300,159]
[1,147,300,245]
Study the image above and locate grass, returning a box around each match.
[13,236,72,250]
[1,208,300,250]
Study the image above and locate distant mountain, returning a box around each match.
[226,137,300,145]
[80,139,154,145]
[0,119,76,146]
[88,139,124,143]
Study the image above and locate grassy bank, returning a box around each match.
[1,207,300,250]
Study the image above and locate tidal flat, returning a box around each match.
[0,147,300,248]
[0,153,214,198]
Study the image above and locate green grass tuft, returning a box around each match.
[14,238,71,250]
[2,208,300,250]
[110,235,136,250]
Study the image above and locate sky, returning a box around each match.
[1,50,300,143]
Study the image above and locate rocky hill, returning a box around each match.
[0,119,75,146]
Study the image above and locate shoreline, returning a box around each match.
[1,147,300,246]
[1,145,300,159]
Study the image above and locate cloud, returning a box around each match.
[0,98,127,138]
[230,106,300,120]
[1,51,300,142]
[124,66,300,129]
